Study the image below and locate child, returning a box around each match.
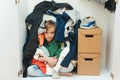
[27,20,62,76]
[27,20,74,78]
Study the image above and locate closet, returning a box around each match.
[0,0,120,80]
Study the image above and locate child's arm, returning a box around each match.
[47,56,58,67]
[38,56,57,67]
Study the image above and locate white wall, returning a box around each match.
[111,1,120,80]
[106,13,115,71]
[17,0,29,71]
[0,0,20,80]
[28,0,108,69]
[0,0,28,80]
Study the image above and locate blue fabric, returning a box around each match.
[47,11,70,42]
[81,21,95,27]
[27,65,52,77]
[61,20,81,67]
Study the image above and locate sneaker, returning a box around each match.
[80,16,96,29]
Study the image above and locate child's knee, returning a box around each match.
[27,65,38,75]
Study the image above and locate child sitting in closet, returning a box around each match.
[27,20,74,79]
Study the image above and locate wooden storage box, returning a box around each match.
[78,27,102,53]
[77,53,100,75]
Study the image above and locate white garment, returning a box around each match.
[33,46,53,75]
[38,14,56,34]
[33,46,49,60]
[53,7,66,14]
[65,10,80,26]
[53,41,70,72]
[64,19,74,37]
[64,10,80,37]
[59,62,74,73]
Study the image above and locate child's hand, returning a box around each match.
[47,57,57,67]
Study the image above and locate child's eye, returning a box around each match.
[51,32,54,34]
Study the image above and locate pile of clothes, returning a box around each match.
[22,0,81,77]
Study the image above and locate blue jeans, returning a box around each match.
[27,65,52,77]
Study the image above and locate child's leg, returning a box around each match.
[54,44,70,72]
[52,63,74,78]
[52,42,70,79]
[59,72,73,76]
[59,62,74,76]
[27,65,51,77]
[59,62,74,73]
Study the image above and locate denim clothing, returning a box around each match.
[61,20,81,67]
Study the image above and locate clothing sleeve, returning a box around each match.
[54,46,62,58]
[54,42,62,58]
[45,40,62,58]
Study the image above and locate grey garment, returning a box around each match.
[38,46,49,57]
[59,63,74,73]
[96,0,109,3]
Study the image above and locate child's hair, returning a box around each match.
[44,20,57,30]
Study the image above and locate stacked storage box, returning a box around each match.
[77,27,102,75]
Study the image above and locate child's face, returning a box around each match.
[44,27,56,43]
